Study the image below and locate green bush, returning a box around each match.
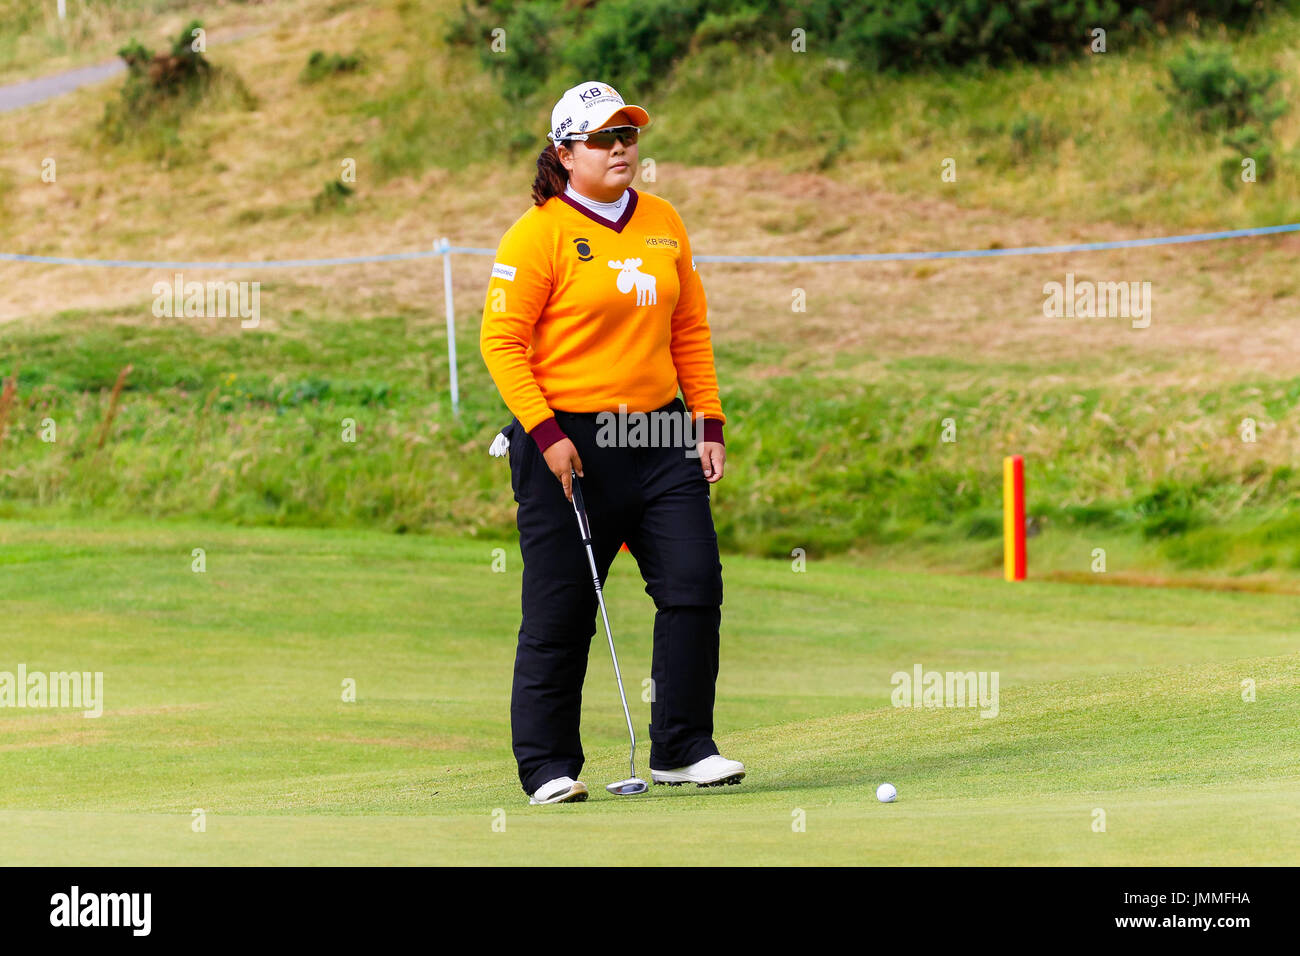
[101,20,256,160]
[313,179,355,213]
[1163,44,1287,189]
[692,4,769,47]
[565,0,710,93]
[799,1,1284,71]
[464,0,569,103]
[1135,481,1207,539]
[1220,125,1276,184]
[963,511,1003,539]
[1164,44,1285,131]
[446,0,1291,98]
[301,50,365,83]
[106,19,213,129]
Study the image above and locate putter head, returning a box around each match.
[607,777,649,796]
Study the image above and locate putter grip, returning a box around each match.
[570,469,586,511]
[570,470,592,543]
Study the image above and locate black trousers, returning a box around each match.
[506,396,724,795]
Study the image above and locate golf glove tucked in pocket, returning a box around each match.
[505,420,536,503]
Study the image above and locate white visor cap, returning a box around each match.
[548,80,650,149]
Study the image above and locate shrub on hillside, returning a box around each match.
[110,21,212,123]
[313,179,355,213]
[798,0,1283,71]
[301,50,365,83]
[102,20,256,157]
[1162,44,1287,187]
[445,0,1290,95]
[564,0,711,94]
[457,0,576,102]
[1220,125,1277,184]
[1164,44,1286,131]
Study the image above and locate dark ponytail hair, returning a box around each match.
[532,143,569,206]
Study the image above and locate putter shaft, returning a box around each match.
[570,470,640,782]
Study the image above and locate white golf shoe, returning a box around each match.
[528,776,589,805]
[650,754,745,788]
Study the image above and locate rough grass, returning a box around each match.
[3,297,1300,578]
[2,0,1300,578]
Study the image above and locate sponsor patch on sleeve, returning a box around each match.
[492,262,517,281]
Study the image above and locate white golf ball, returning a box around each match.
[876,782,897,803]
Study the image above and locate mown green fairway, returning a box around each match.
[0,519,1296,865]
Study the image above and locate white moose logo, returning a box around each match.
[608,258,657,305]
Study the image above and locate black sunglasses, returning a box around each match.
[565,125,640,148]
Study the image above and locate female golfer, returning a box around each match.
[480,81,744,805]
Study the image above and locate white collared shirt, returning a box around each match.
[563,181,628,222]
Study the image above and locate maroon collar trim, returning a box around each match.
[558,186,639,233]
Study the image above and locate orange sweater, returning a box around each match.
[479,187,724,452]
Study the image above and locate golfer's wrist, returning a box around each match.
[529,416,567,454]
[703,418,724,446]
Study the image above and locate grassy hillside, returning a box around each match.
[5,297,1300,584]
[0,0,291,84]
[1,0,1300,579]
[0,520,1296,864]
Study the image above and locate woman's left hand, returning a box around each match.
[698,441,725,483]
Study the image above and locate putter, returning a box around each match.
[569,468,649,796]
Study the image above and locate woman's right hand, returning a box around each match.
[542,437,584,501]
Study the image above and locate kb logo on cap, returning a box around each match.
[551,81,645,145]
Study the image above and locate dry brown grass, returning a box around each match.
[0,0,297,86]
[1,0,1298,395]
[5,154,1299,386]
